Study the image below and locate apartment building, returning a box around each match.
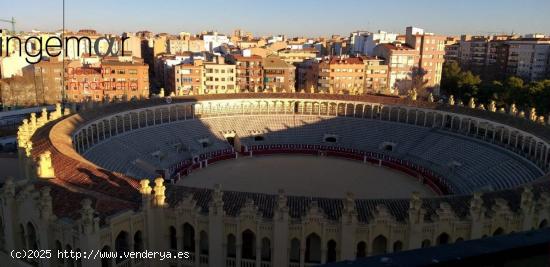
[317,56,364,94]
[229,54,264,92]
[296,59,319,93]
[373,43,419,95]
[262,56,296,92]
[28,60,64,104]
[202,57,236,94]
[362,57,389,94]
[505,37,550,81]
[65,58,149,102]
[405,27,446,95]
[169,60,203,96]
[168,36,205,54]
[277,48,317,65]
[363,31,399,55]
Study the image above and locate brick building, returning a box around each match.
[318,56,365,94]
[262,56,296,92]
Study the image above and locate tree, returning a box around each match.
[411,67,429,97]
[441,61,462,96]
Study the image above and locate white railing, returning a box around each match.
[288,263,300,267]
[226,257,236,267]
[241,258,256,267]
[182,252,195,267]
[199,254,209,266]
[260,261,271,267]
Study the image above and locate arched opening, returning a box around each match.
[289,238,300,263]
[169,226,177,250]
[326,239,337,263]
[539,219,548,229]
[101,246,112,267]
[226,136,235,146]
[0,216,4,249]
[393,241,403,252]
[66,245,75,267]
[183,223,195,252]
[241,229,256,260]
[115,231,129,263]
[493,228,504,236]
[455,237,464,243]
[17,224,25,250]
[421,239,431,248]
[227,234,236,258]
[356,241,367,258]
[134,231,144,252]
[437,233,450,245]
[383,144,393,152]
[254,135,264,142]
[55,240,64,266]
[261,237,271,262]
[324,136,337,143]
[372,235,387,255]
[26,222,38,250]
[305,233,321,263]
[199,231,209,255]
[76,249,82,267]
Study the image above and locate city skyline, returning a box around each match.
[2,0,550,37]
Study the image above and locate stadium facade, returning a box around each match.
[2,93,550,267]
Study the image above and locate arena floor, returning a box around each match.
[178,155,435,199]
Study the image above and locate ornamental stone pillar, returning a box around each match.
[340,192,357,260]
[273,189,289,267]
[208,184,225,267]
[469,192,485,239]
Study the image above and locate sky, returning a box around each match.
[2,0,550,37]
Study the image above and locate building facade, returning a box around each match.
[169,61,203,96]
[202,57,237,94]
[362,57,389,94]
[262,56,296,93]
[318,57,365,94]
[373,43,419,95]
[230,55,264,92]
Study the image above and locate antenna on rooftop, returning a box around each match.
[0,17,16,33]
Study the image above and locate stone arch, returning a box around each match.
[241,229,256,260]
[169,226,177,250]
[66,244,75,267]
[76,248,82,267]
[26,222,38,250]
[305,233,321,263]
[134,230,144,252]
[493,227,504,236]
[289,238,301,263]
[421,239,431,248]
[17,224,25,250]
[356,241,367,258]
[261,237,271,262]
[114,231,129,263]
[199,231,208,255]
[539,219,548,229]
[55,240,64,266]
[393,240,403,252]
[182,223,195,252]
[436,232,450,245]
[371,235,387,255]
[227,234,236,258]
[101,245,112,267]
[326,239,337,263]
